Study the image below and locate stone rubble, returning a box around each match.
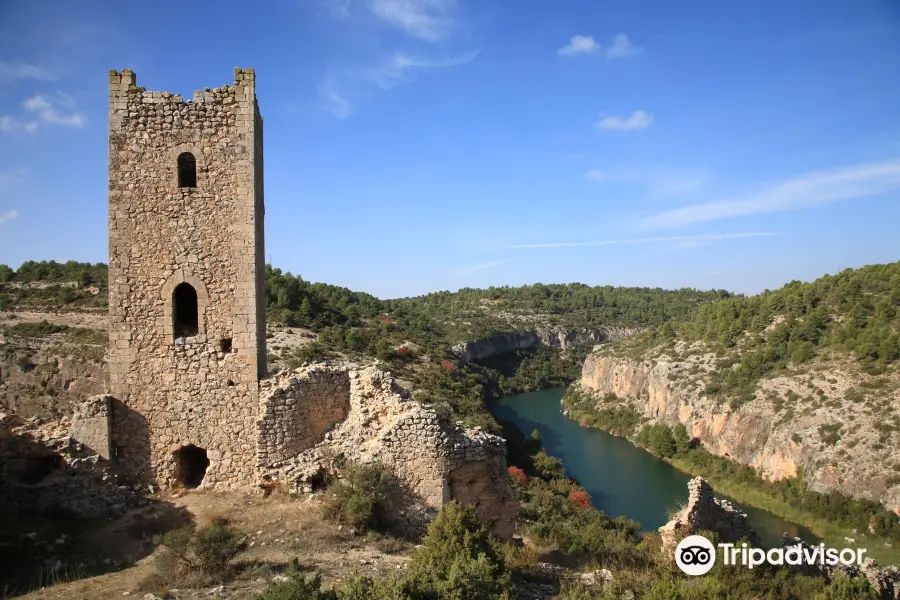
[659,477,760,552]
[781,534,900,600]
[261,364,518,539]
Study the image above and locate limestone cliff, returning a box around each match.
[452,325,641,365]
[579,345,900,513]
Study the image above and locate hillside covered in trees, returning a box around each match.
[612,261,900,405]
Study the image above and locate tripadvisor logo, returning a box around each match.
[675,535,717,575]
[675,535,868,576]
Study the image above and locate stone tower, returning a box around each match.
[107,68,266,489]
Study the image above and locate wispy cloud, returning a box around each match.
[0,61,55,82]
[510,232,782,249]
[585,165,710,196]
[0,210,19,226]
[598,110,653,131]
[23,94,86,128]
[639,158,900,231]
[606,34,641,59]
[318,80,355,119]
[0,116,38,134]
[370,0,459,41]
[366,51,480,89]
[453,259,510,276]
[0,169,27,184]
[558,35,600,56]
[319,50,477,118]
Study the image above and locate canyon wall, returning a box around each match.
[452,325,641,365]
[579,349,900,513]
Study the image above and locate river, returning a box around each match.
[489,387,820,548]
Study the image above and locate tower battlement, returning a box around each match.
[107,69,266,489]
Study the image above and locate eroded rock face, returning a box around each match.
[261,365,519,539]
[452,326,641,365]
[580,351,900,513]
[659,478,759,553]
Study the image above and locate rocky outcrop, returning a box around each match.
[659,478,759,553]
[781,535,900,600]
[452,326,640,365]
[261,365,519,539]
[580,350,900,513]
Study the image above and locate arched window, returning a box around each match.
[173,282,199,338]
[177,152,197,188]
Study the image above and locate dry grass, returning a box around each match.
[14,490,413,600]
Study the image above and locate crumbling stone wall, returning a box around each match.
[70,395,112,460]
[262,365,519,539]
[659,477,760,552]
[257,367,350,466]
[0,409,134,520]
[106,68,266,489]
[781,535,900,600]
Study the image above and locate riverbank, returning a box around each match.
[560,385,900,567]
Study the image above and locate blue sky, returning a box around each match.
[1,0,900,299]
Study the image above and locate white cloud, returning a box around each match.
[366,51,479,89]
[370,0,458,41]
[585,165,711,196]
[453,259,510,276]
[639,158,900,231]
[0,169,27,184]
[0,61,55,82]
[558,35,600,56]
[509,232,782,249]
[0,115,38,134]
[319,50,478,118]
[606,34,641,59]
[598,110,653,131]
[0,210,19,226]
[23,94,86,128]
[318,83,355,119]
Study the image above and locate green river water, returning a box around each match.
[490,387,820,548]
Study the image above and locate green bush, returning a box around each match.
[255,561,337,600]
[403,501,509,600]
[150,518,246,586]
[322,463,397,532]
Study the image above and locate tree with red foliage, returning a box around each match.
[507,466,528,486]
[440,360,457,370]
[569,488,592,509]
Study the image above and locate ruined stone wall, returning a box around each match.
[107,69,265,489]
[70,395,112,460]
[263,366,519,539]
[659,478,760,552]
[257,367,350,466]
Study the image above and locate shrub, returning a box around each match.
[508,466,528,486]
[322,462,396,532]
[533,450,565,480]
[150,518,246,587]
[404,501,509,600]
[568,489,592,509]
[255,561,336,600]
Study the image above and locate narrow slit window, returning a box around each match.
[177,152,197,188]
[173,282,199,338]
